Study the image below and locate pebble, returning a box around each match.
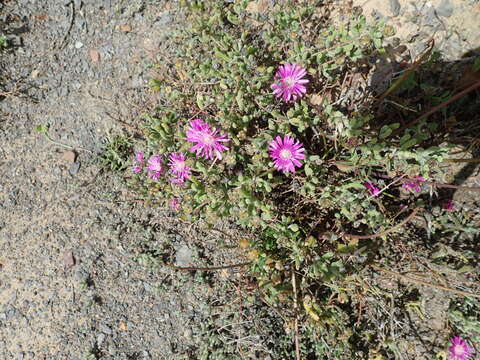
[69,162,81,175]
[97,333,106,346]
[74,41,84,49]
[100,323,113,335]
[183,328,192,339]
[389,0,401,16]
[174,245,194,267]
[437,0,454,17]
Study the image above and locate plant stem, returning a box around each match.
[390,79,480,137]
[164,261,251,272]
[44,133,93,153]
[444,158,480,163]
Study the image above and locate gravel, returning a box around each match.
[0,0,244,358]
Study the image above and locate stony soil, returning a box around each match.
[1,0,479,359]
[352,0,480,60]
[0,1,247,359]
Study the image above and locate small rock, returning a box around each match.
[16,353,24,360]
[100,324,113,335]
[436,0,453,17]
[69,162,81,175]
[143,282,153,292]
[31,69,40,79]
[62,150,77,163]
[389,0,401,16]
[33,14,48,21]
[63,250,76,268]
[88,49,100,63]
[175,245,194,267]
[422,3,440,27]
[119,24,132,32]
[97,333,106,346]
[74,41,84,49]
[183,328,192,339]
[6,308,18,320]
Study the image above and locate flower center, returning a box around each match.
[280,149,292,160]
[453,345,465,355]
[284,77,295,87]
[174,161,185,172]
[202,133,214,145]
[151,162,162,171]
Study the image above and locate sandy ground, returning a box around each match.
[0,1,244,359]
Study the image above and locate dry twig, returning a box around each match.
[371,265,480,298]
[164,261,251,272]
[292,271,301,360]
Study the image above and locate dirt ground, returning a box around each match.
[0,1,247,359]
[1,0,479,359]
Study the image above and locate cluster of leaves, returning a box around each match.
[98,133,133,172]
[0,35,8,48]
[449,298,480,348]
[121,0,476,357]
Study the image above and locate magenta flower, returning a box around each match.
[364,181,381,196]
[135,151,144,163]
[269,135,305,174]
[147,154,163,181]
[186,119,230,160]
[448,336,474,360]
[168,152,191,184]
[170,197,181,211]
[132,151,145,174]
[402,176,426,193]
[271,63,309,102]
[443,200,456,211]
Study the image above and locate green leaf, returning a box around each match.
[288,224,299,232]
[35,124,49,133]
[215,50,230,62]
[196,94,205,109]
[473,56,480,72]
[379,125,392,139]
[304,165,313,177]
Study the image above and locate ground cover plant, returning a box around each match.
[103,0,480,358]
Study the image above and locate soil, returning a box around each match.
[0,1,246,359]
[351,0,480,61]
[1,0,479,359]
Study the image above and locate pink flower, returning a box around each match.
[271,63,309,102]
[268,135,305,174]
[443,200,456,211]
[135,151,144,163]
[170,197,181,211]
[168,152,191,184]
[448,336,474,360]
[186,119,230,160]
[132,151,145,174]
[402,176,426,193]
[364,181,381,196]
[147,154,163,181]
